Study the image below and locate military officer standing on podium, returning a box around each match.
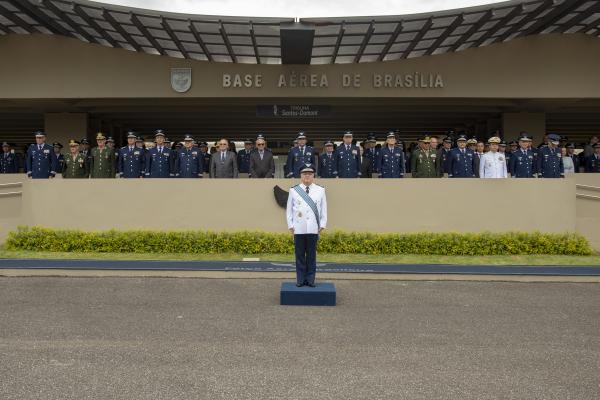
[118,131,145,178]
[376,132,405,178]
[53,142,64,173]
[335,131,361,178]
[237,138,253,176]
[286,132,314,178]
[537,134,564,178]
[437,136,453,177]
[62,140,89,179]
[411,136,439,178]
[1,142,19,174]
[286,164,327,287]
[175,134,203,178]
[448,134,476,178]
[318,140,337,178]
[89,133,116,178]
[361,134,378,177]
[585,143,600,173]
[26,131,57,179]
[509,134,536,178]
[479,137,508,178]
[145,129,174,178]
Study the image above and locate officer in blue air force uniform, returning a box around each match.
[448,134,476,178]
[537,133,564,178]
[585,143,600,173]
[363,134,379,174]
[335,131,361,178]
[237,138,253,174]
[145,129,174,178]
[176,135,203,178]
[318,139,337,178]
[376,132,405,178]
[1,142,19,173]
[118,131,145,178]
[509,133,536,178]
[286,132,314,178]
[286,164,327,287]
[26,131,58,179]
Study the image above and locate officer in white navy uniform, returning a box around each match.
[286,164,327,287]
[479,136,508,178]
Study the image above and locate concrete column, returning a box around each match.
[502,112,545,143]
[44,113,88,147]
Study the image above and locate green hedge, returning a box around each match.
[5,226,593,256]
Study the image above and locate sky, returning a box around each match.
[104,0,506,18]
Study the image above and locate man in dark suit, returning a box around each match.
[249,134,275,178]
[210,138,238,178]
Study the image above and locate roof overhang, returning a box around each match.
[0,0,598,64]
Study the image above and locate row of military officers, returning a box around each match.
[4,129,600,178]
[291,131,600,179]
[13,130,276,179]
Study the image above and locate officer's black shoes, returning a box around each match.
[296,283,304,287]
[307,283,316,288]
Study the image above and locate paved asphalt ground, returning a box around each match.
[1,277,599,400]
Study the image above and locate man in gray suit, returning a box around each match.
[210,138,238,178]
[249,134,275,178]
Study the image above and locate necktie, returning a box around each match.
[305,186,309,194]
[346,145,350,151]
[221,152,225,162]
[259,151,263,160]
[130,147,133,152]
[38,145,42,151]
[301,147,304,157]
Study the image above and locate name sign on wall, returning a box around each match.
[222,72,444,90]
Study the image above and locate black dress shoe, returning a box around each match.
[307,283,315,287]
[296,283,303,287]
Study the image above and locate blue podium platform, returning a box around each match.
[280,282,336,306]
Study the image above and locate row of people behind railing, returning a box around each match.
[1,129,599,178]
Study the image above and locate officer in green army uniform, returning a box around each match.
[411,135,440,178]
[62,140,89,179]
[89,132,115,178]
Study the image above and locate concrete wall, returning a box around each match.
[1,33,600,99]
[502,113,546,142]
[44,113,88,148]
[2,174,596,249]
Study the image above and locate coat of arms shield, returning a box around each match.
[170,68,192,93]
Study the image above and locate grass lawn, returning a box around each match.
[0,248,599,265]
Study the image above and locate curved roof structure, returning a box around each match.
[0,0,598,64]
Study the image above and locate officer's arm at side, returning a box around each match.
[319,190,327,231]
[286,191,294,231]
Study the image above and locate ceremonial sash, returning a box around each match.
[293,185,320,229]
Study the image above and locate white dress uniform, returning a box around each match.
[286,183,327,234]
[479,151,508,179]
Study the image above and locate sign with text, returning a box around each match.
[256,105,331,118]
